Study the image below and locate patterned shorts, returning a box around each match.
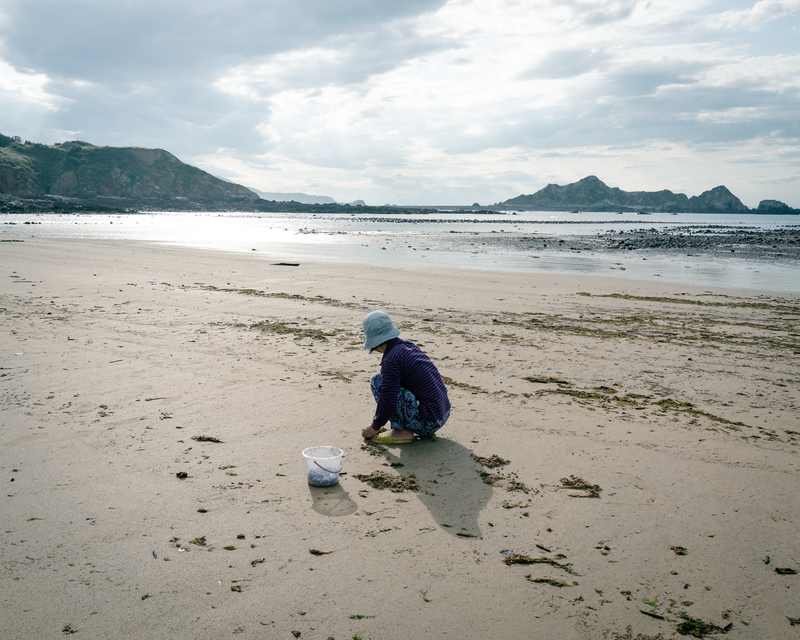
[370,373,450,437]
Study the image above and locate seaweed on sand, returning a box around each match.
[611,625,666,640]
[500,551,579,575]
[525,576,573,587]
[522,376,572,386]
[675,613,730,637]
[250,320,332,342]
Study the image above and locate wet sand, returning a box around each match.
[2,238,799,639]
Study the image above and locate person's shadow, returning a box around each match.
[380,437,492,537]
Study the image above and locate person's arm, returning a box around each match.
[362,424,381,439]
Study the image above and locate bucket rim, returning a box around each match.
[302,446,343,460]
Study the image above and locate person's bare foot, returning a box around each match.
[389,429,413,441]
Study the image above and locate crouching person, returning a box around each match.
[360,310,450,444]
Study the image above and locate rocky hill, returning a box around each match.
[500,175,795,213]
[755,199,796,213]
[0,133,258,204]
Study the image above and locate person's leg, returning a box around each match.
[369,374,416,441]
[385,387,421,440]
[413,409,450,437]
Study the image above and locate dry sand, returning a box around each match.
[1,238,799,640]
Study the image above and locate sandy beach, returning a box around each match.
[2,238,799,640]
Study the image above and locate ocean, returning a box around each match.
[2,210,798,294]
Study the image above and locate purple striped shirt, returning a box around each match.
[371,338,450,430]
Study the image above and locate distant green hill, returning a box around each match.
[0,133,258,202]
[0,133,437,215]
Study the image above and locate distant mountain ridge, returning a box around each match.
[500,175,796,213]
[247,188,336,204]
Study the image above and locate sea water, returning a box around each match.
[2,210,797,294]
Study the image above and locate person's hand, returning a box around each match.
[362,425,380,440]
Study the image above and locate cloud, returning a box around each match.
[708,0,800,31]
[0,59,64,140]
[0,59,58,107]
[0,0,450,82]
[0,0,452,154]
[217,26,461,99]
[1,0,799,206]
[559,0,640,26]
[519,47,611,79]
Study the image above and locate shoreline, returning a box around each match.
[2,238,799,640]
[3,213,798,295]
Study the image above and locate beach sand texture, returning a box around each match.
[2,238,799,640]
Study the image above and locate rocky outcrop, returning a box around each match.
[503,176,692,212]
[686,186,748,213]
[500,176,790,213]
[756,199,796,214]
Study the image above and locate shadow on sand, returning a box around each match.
[308,483,359,517]
[379,437,492,537]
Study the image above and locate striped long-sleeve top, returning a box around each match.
[371,338,450,431]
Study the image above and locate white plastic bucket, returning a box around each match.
[302,446,343,487]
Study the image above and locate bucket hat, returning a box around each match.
[362,311,401,350]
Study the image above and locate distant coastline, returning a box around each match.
[1,134,797,214]
[1,192,797,215]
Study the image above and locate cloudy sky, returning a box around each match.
[1,0,798,206]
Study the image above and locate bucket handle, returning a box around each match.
[314,459,342,474]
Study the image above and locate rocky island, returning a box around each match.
[499,175,798,214]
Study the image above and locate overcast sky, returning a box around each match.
[1,0,798,206]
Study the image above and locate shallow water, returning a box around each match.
[2,210,798,294]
